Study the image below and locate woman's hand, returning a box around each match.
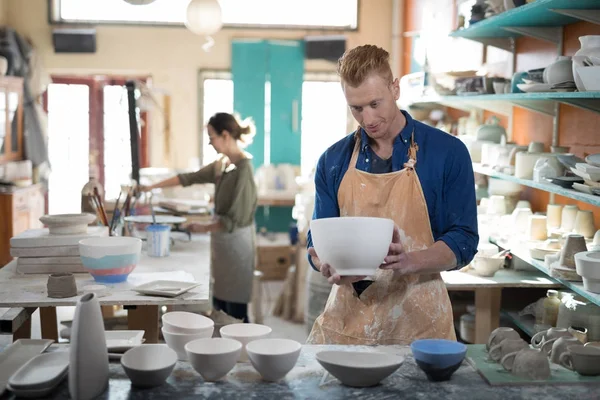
[308,247,366,285]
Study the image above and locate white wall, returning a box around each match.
[6,0,394,168]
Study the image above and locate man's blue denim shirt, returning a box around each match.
[306,110,479,270]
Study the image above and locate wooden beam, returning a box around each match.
[0,307,35,334]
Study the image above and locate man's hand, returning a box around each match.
[308,247,366,285]
[379,225,414,274]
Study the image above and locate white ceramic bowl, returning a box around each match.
[246,338,301,382]
[471,255,504,277]
[121,344,177,388]
[219,323,272,362]
[185,338,242,381]
[161,327,213,361]
[309,217,394,276]
[316,351,404,387]
[162,311,214,334]
[78,236,142,284]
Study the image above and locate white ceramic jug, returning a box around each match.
[573,35,600,91]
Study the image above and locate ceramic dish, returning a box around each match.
[549,176,584,188]
[316,350,404,387]
[8,351,69,390]
[162,311,214,334]
[571,167,600,182]
[572,183,595,195]
[106,330,145,353]
[121,344,177,388]
[516,83,553,93]
[586,154,600,168]
[39,213,96,235]
[0,339,54,396]
[556,154,585,170]
[132,280,200,298]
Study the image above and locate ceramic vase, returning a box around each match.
[69,293,109,400]
[573,35,600,91]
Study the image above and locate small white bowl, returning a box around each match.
[162,327,213,361]
[185,338,242,381]
[471,255,504,277]
[162,311,214,334]
[121,344,177,388]
[316,350,404,387]
[246,338,301,382]
[219,323,272,362]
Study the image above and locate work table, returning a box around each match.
[0,345,593,399]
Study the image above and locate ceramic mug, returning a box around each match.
[486,327,520,351]
[501,348,551,380]
[568,326,588,344]
[531,327,571,348]
[541,336,581,364]
[489,338,529,362]
[559,344,600,376]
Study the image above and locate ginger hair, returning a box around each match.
[337,45,394,87]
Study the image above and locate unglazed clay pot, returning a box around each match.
[486,327,520,351]
[501,348,550,380]
[489,338,529,362]
[531,327,572,348]
[541,336,581,364]
[559,344,600,376]
[559,234,588,269]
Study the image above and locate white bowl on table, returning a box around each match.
[309,217,394,276]
[246,338,302,382]
[161,327,213,361]
[219,323,272,362]
[161,311,214,335]
[185,338,242,381]
[120,344,177,388]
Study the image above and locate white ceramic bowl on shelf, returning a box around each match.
[161,311,214,335]
[309,217,394,276]
[246,338,302,382]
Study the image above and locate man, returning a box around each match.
[306,44,478,345]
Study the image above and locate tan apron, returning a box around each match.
[307,130,456,345]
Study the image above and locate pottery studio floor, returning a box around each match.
[0,281,309,347]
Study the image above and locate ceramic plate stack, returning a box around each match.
[7,351,70,398]
[10,226,109,274]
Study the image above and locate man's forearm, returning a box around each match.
[405,241,458,274]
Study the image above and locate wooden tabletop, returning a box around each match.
[442,268,561,290]
[0,234,211,308]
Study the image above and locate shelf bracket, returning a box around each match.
[510,99,556,116]
[502,27,562,45]
[461,37,513,52]
[559,98,600,114]
[549,9,600,26]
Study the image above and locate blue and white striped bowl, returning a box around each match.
[79,237,142,283]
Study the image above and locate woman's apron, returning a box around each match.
[210,157,256,304]
[307,131,456,345]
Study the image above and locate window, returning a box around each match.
[199,72,348,177]
[50,0,358,30]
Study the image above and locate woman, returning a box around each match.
[141,112,258,323]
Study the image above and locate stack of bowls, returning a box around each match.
[161,311,214,360]
[219,323,272,362]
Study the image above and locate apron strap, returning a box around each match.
[348,128,362,170]
[403,129,418,170]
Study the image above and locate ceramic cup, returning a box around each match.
[541,336,581,364]
[559,234,588,269]
[528,215,548,241]
[574,210,595,239]
[487,195,507,216]
[486,327,520,351]
[489,338,529,362]
[560,205,579,232]
[511,208,533,233]
[47,273,78,298]
[568,326,588,344]
[559,344,600,376]
[531,327,572,348]
[501,348,551,380]
[516,200,532,210]
[546,204,563,230]
[528,142,545,153]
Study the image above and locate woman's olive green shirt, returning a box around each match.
[177,157,257,233]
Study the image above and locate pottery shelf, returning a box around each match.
[450,0,600,51]
[409,91,600,117]
[473,163,600,207]
[501,309,536,337]
[489,236,600,307]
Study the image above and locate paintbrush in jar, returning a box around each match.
[93,187,109,226]
[108,191,122,235]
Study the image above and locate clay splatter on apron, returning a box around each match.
[307,131,455,345]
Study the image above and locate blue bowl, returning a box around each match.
[410,339,467,381]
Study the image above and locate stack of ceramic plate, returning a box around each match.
[7,351,69,398]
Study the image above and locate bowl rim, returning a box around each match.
[315,350,404,369]
[162,311,214,330]
[246,338,302,356]
[410,339,467,355]
[219,323,272,337]
[121,344,177,371]
[79,236,142,247]
[185,337,242,355]
[161,326,212,337]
